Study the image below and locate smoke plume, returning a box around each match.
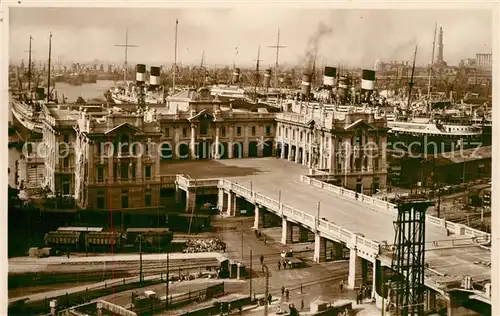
[302,22,333,72]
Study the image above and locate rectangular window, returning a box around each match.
[97,197,105,209]
[120,164,128,180]
[251,126,256,136]
[62,181,70,195]
[300,132,303,142]
[131,163,136,179]
[182,127,187,137]
[165,128,170,137]
[374,158,380,170]
[97,142,102,154]
[266,125,271,136]
[221,126,226,137]
[97,166,104,182]
[113,163,118,180]
[145,194,152,207]
[145,165,151,179]
[121,195,129,209]
[63,134,69,143]
[237,126,242,136]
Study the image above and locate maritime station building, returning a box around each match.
[34,86,387,222]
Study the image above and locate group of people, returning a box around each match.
[183,238,226,253]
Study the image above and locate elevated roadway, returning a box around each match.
[169,158,491,305]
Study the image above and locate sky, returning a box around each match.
[8,8,493,69]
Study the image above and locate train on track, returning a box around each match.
[44,227,174,253]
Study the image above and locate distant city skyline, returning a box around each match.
[9,8,493,69]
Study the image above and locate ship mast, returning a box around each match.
[173,19,179,92]
[253,46,262,101]
[27,35,33,94]
[47,32,52,103]
[114,28,138,83]
[427,23,437,107]
[268,28,286,88]
[406,46,418,111]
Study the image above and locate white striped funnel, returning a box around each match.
[323,66,336,87]
[150,66,160,86]
[136,64,146,83]
[361,69,376,91]
[301,73,312,97]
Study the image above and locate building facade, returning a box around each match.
[275,101,388,195]
[36,89,387,213]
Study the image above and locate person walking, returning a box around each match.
[260,254,264,265]
[281,286,285,298]
[277,260,281,271]
[339,279,344,292]
[285,288,290,302]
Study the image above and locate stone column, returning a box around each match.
[215,126,220,159]
[308,132,313,168]
[226,192,236,216]
[281,218,293,245]
[253,204,263,230]
[348,247,357,289]
[295,147,300,164]
[50,300,57,316]
[185,189,196,212]
[280,140,285,159]
[313,233,326,263]
[329,137,335,172]
[97,301,103,316]
[372,260,377,299]
[288,146,293,162]
[319,132,324,169]
[243,126,249,157]
[228,125,234,159]
[190,123,196,160]
[218,188,226,213]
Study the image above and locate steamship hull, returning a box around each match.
[10,100,43,141]
[387,126,488,154]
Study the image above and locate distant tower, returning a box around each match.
[436,27,446,66]
[437,27,444,62]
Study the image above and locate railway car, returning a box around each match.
[85,231,123,252]
[44,231,84,251]
[125,228,173,252]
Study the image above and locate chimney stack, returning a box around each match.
[232,68,240,84]
[263,69,272,88]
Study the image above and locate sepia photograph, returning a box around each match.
[4,4,497,316]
